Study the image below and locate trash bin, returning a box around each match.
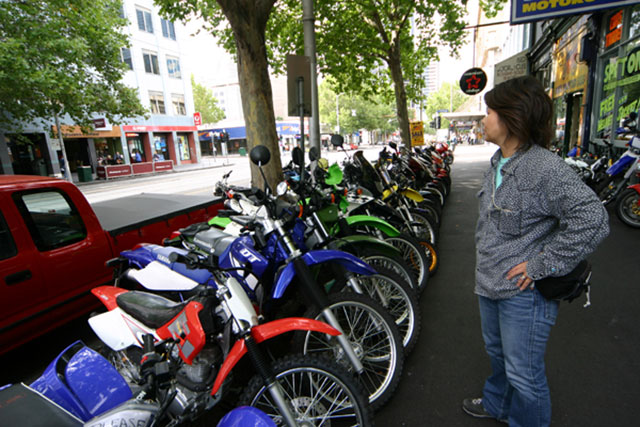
[77,166,92,182]
[238,147,247,156]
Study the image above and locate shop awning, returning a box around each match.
[441,112,485,122]
[199,126,246,141]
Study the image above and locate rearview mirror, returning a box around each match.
[331,134,344,147]
[250,145,271,166]
[308,146,320,162]
[389,142,397,150]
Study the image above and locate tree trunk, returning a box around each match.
[220,1,282,190]
[387,46,411,154]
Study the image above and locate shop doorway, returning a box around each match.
[153,134,170,161]
[127,136,145,163]
[63,138,91,173]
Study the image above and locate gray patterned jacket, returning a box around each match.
[475,144,609,300]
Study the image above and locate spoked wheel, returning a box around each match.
[239,354,373,426]
[416,239,439,276]
[615,189,640,228]
[357,248,415,292]
[346,265,421,354]
[408,209,439,246]
[293,293,404,411]
[383,234,430,294]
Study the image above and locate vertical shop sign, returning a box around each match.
[606,10,624,47]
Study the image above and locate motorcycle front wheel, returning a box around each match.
[615,188,640,228]
[293,292,404,412]
[346,265,422,354]
[239,354,373,426]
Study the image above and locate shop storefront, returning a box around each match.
[551,16,591,156]
[52,124,125,176]
[592,4,640,155]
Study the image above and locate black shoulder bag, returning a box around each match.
[535,260,592,307]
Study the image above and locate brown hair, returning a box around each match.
[484,75,553,150]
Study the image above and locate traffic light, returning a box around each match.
[436,116,442,129]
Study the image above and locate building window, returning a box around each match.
[136,8,153,34]
[161,19,176,40]
[120,47,133,70]
[143,51,160,75]
[172,94,186,115]
[149,91,165,114]
[166,56,181,79]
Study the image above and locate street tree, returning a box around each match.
[319,79,396,138]
[0,0,147,133]
[156,0,283,189]
[191,75,226,125]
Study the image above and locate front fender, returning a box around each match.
[329,235,402,259]
[400,188,424,202]
[628,183,640,195]
[345,215,401,236]
[271,250,376,299]
[211,318,339,395]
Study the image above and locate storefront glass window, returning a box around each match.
[153,135,169,161]
[616,37,640,130]
[629,5,640,39]
[593,6,640,148]
[596,52,619,140]
[178,135,190,160]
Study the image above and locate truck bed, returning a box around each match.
[91,193,222,236]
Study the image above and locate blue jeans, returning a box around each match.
[478,290,559,427]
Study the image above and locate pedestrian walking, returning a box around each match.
[463,76,609,427]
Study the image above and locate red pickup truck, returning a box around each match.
[0,175,222,354]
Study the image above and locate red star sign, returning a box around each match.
[466,74,481,90]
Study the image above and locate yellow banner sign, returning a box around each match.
[410,121,424,147]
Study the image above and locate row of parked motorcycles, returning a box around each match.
[563,112,640,228]
[0,136,453,426]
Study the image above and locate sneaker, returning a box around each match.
[462,398,509,424]
[462,397,494,419]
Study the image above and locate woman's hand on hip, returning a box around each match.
[507,262,533,291]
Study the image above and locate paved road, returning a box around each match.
[78,146,382,203]
[2,143,637,426]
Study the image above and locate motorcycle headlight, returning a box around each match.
[276,181,288,197]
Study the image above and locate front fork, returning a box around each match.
[292,257,364,374]
[244,335,299,427]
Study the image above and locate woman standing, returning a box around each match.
[462,76,609,426]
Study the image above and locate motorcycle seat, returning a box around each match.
[192,228,236,255]
[116,291,186,329]
[179,222,211,238]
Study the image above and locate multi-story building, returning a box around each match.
[0,0,199,179]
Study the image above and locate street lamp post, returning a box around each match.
[336,93,340,134]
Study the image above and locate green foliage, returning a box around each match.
[480,0,508,19]
[0,0,147,131]
[319,79,396,135]
[424,82,467,125]
[191,75,225,124]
